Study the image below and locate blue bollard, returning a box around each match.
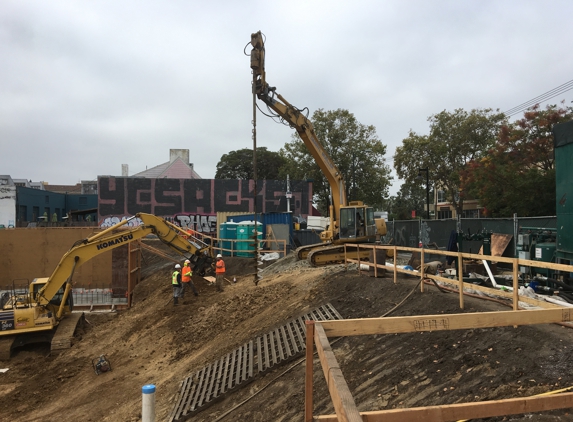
[142,384,156,422]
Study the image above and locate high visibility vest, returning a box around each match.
[215,259,225,274]
[182,266,192,282]
[172,271,180,285]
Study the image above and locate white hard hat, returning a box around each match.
[175,264,181,269]
[184,259,190,264]
[216,254,222,258]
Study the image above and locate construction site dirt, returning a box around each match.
[2,244,573,421]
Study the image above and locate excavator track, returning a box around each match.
[295,242,328,261]
[0,336,14,361]
[307,244,373,267]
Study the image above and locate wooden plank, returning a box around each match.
[197,363,212,407]
[214,356,225,398]
[314,323,362,422]
[315,391,573,422]
[321,308,573,337]
[263,333,270,370]
[205,360,218,402]
[256,336,264,373]
[234,346,242,387]
[269,330,278,364]
[275,328,285,361]
[305,321,315,422]
[168,379,187,421]
[279,325,291,357]
[292,319,306,350]
[425,274,563,309]
[182,375,199,416]
[190,367,206,411]
[325,302,344,320]
[228,350,236,390]
[248,340,254,378]
[221,353,230,394]
[176,376,190,417]
[242,343,248,382]
[286,321,300,354]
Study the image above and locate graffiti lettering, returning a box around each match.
[98,177,312,221]
[173,214,217,234]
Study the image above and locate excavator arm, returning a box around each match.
[36,213,213,307]
[250,31,347,225]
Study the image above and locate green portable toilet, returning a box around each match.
[245,221,263,258]
[221,221,238,256]
[236,222,250,257]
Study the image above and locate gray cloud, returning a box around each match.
[1,0,572,194]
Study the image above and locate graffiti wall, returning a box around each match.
[97,177,312,229]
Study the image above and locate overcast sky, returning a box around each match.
[1,0,572,195]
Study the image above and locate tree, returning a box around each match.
[386,181,428,220]
[279,108,392,214]
[394,108,505,216]
[215,147,286,179]
[462,103,573,217]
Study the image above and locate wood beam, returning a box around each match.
[314,323,362,422]
[315,391,573,421]
[320,308,573,337]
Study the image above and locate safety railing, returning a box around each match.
[342,243,573,311]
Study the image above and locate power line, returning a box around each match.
[503,79,573,117]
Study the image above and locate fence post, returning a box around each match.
[142,384,156,422]
[305,320,315,422]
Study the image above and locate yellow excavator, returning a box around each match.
[0,213,215,359]
[249,31,387,266]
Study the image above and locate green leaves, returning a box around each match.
[215,147,286,180]
[394,108,505,216]
[279,108,392,214]
[463,103,573,217]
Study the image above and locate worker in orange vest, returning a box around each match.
[215,254,225,292]
[181,259,198,300]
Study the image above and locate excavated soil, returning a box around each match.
[2,244,573,421]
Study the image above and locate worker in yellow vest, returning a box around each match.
[172,264,182,305]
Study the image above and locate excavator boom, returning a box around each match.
[249,31,383,264]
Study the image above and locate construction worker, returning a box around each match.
[181,259,198,300]
[215,254,225,292]
[172,263,182,305]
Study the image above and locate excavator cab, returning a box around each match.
[338,205,376,241]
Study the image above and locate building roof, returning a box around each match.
[133,157,201,179]
[44,183,82,194]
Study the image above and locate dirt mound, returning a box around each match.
[2,251,573,421]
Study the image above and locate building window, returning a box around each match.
[437,190,446,203]
[79,197,87,205]
[437,208,452,219]
[462,209,480,218]
[45,195,49,203]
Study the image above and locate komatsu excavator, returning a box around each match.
[0,213,215,359]
[249,31,388,266]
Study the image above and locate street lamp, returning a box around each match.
[417,168,430,220]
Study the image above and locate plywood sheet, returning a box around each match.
[479,233,513,257]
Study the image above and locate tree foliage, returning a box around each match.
[394,108,505,216]
[462,103,573,217]
[215,147,286,179]
[279,108,392,214]
[386,181,428,220]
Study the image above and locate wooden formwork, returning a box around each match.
[303,245,573,421]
